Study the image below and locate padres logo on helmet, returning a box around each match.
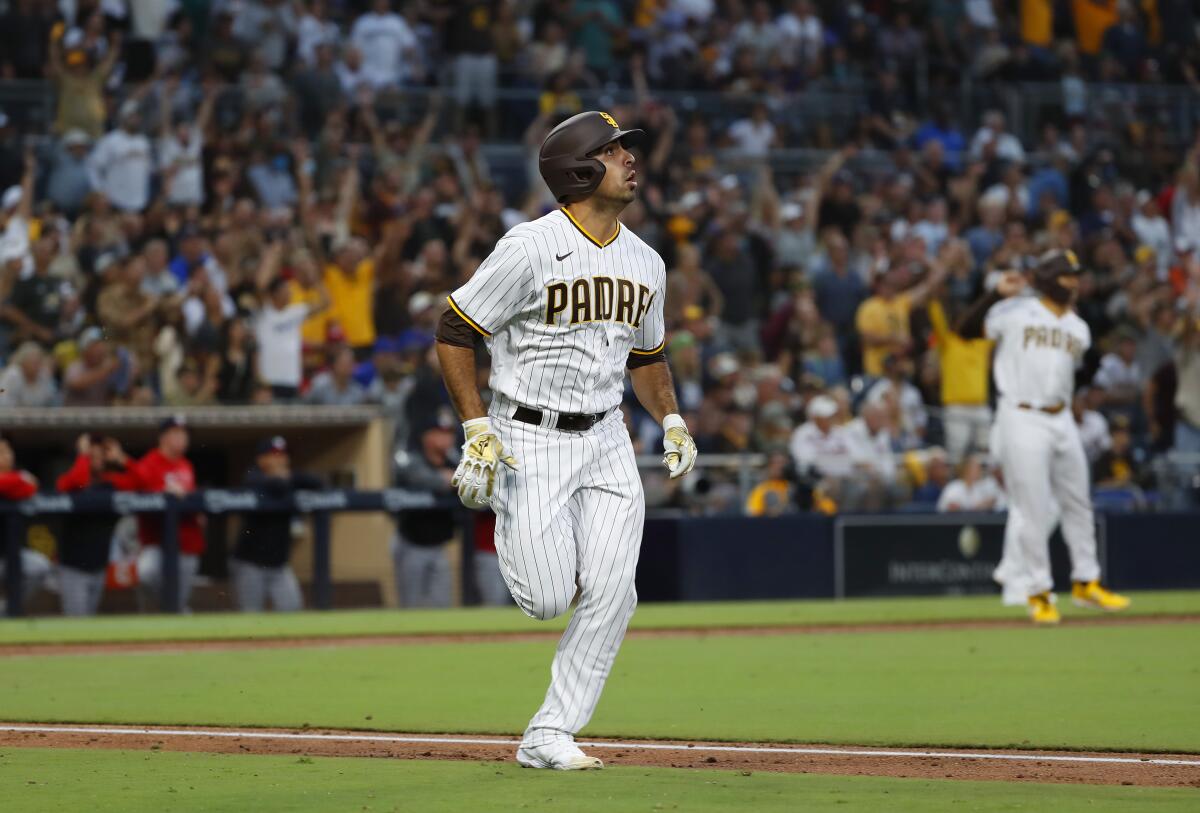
[539,111,646,203]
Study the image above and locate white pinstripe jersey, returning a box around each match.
[448,207,667,415]
[985,295,1090,408]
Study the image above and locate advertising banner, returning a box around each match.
[835,514,1103,598]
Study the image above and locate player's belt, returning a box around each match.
[1017,402,1066,415]
[512,406,608,432]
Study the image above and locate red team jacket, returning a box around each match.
[55,455,141,493]
[129,450,205,555]
[0,471,37,500]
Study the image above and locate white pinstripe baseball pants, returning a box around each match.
[490,407,644,748]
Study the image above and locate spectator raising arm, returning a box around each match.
[56,435,139,492]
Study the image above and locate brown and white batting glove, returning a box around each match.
[661,414,697,479]
[452,418,519,509]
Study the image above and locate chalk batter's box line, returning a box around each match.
[0,725,1196,768]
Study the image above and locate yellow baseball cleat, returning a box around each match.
[1071,581,1131,612]
[1028,592,1061,625]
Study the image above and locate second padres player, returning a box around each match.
[436,111,697,769]
[959,251,1130,624]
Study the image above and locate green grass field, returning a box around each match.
[2,623,1198,751]
[1,590,1197,645]
[3,749,1196,813]
[1,594,1198,811]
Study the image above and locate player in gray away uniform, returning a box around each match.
[436,111,698,770]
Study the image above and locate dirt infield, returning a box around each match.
[1,613,1196,657]
[1,723,1197,787]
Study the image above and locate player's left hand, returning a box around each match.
[661,414,697,479]
[453,418,519,509]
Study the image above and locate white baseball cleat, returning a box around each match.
[516,741,603,770]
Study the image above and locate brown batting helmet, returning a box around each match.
[1031,249,1082,305]
[539,111,646,203]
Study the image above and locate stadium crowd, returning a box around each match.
[0,0,1198,526]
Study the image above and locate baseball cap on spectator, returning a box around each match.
[373,336,400,355]
[78,326,105,350]
[780,202,804,222]
[325,322,347,343]
[676,191,704,211]
[62,129,90,149]
[2,185,22,210]
[1048,210,1073,230]
[395,328,434,354]
[806,395,839,420]
[94,252,118,274]
[62,28,84,49]
[159,414,187,434]
[668,330,696,355]
[255,435,288,456]
[1175,236,1192,255]
[408,291,436,318]
[709,353,740,379]
[118,99,141,122]
[178,221,203,242]
[1135,190,1153,207]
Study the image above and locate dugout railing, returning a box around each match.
[0,488,448,618]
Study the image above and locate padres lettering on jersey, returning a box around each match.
[543,276,654,327]
[448,208,666,414]
[1020,325,1085,357]
[985,295,1091,408]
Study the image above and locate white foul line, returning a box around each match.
[0,725,1197,768]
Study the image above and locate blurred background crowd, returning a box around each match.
[1,0,1199,519]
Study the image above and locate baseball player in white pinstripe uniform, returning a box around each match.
[958,251,1130,624]
[436,111,697,770]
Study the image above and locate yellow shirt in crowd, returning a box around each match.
[323,259,376,349]
[1072,0,1118,55]
[745,480,791,517]
[928,300,993,407]
[1020,0,1054,47]
[855,292,912,377]
[290,283,330,347]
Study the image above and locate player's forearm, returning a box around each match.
[629,361,680,425]
[436,341,487,421]
[955,290,1003,338]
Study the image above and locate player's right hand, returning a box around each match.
[452,418,518,510]
[661,414,698,479]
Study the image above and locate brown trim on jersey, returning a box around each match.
[436,305,483,348]
[445,295,491,337]
[626,348,666,369]
[629,338,666,355]
[560,206,620,248]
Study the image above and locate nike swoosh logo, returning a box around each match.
[556,251,573,262]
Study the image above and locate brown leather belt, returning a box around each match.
[1018,402,1066,415]
[512,405,608,432]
